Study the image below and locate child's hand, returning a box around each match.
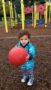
[26,54,30,61]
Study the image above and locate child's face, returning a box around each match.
[20,35,30,46]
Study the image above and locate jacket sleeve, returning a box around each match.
[28,44,36,59]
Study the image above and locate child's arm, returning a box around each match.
[28,45,36,59]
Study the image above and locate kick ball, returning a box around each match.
[8,46,28,66]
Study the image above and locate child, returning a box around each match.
[16,30,36,86]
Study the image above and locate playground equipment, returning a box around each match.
[16,1,51,28]
[2,0,8,32]
[20,0,25,29]
[8,1,15,26]
[1,0,51,32]
[8,46,28,66]
[48,2,51,23]
[36,18,45,25]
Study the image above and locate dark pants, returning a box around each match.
[21,68,34,80]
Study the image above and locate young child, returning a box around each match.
[16,30,36,86]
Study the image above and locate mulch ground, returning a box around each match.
[0,24,51,90]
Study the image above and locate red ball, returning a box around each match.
[8,46,28,66]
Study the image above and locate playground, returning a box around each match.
[0,0,51,90]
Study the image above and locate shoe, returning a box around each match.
[21,76,27,83]
[27,79,34,86]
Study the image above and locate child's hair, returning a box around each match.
[18,30,31,39]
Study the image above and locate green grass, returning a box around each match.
[0,20,11,26]
[0,20,4,25]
